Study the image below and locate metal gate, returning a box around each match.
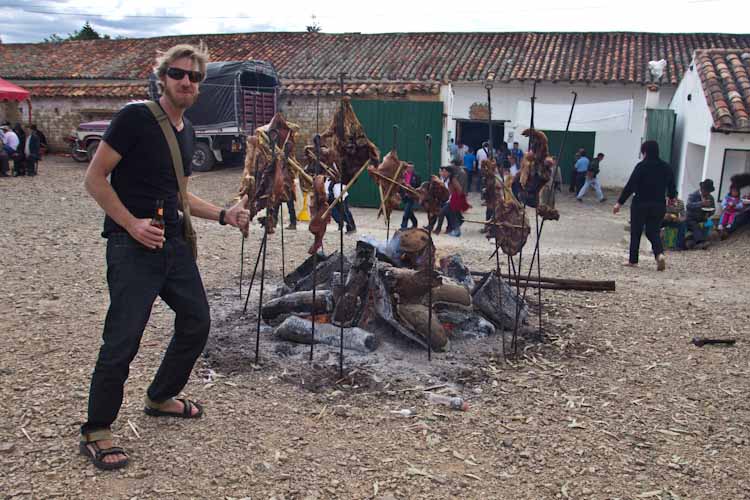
[348,100,443,207]
[645,109,676,169]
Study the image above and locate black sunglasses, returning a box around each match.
[166,67,203,83]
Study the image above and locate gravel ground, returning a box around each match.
[0,157,748,500]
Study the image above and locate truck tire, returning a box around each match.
[71,142,89,163]
[86,140,100,162]
[192,142,215,172]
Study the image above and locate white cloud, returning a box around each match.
[0,0,745,43]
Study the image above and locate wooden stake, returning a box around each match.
[321,160,371,220]
[369,170,420,196]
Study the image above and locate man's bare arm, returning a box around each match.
[187,191,250,235]
[83,141,165,249]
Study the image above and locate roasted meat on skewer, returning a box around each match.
[320,96,380,183]
[368,149,406,220]
[307,174,331,255]
[519,128,559,221]
[238,112,300,232]
[416,175,450,220]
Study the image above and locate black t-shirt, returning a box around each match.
[102,101,194,238]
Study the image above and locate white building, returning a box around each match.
[447,81,674,188]
[671,49,750,199]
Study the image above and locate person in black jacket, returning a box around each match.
[400,162,421,229]
[614,140,676,270]
[23,124,41,176]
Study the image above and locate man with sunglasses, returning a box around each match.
[80,43,250,470]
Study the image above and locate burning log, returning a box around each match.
[332,242,376,327]
[472,272,528,329]
[435,305,496,340]
[439,254,474,291]
[290,251,351,293]
[471,272,616,292]
[261,290,334,326]
[273,316,378,353]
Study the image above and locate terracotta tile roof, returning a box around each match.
[695,49,750,132]
[3,32,750,90]
[281,80,441,96]
[21,79,439,98]
[24,81,149,98]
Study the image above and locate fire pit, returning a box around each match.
[204,233,534,381]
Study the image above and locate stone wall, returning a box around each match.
[23,97,129,152]
[278,96,339,157]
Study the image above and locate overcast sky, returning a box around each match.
[0,0,746,43]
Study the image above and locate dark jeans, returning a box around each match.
[0,154,8,176]
[82,233,210,434]
[273,198,296,226]
[25,158,38,176]
[686,218,707,244]
[428,202,458,233]
[401,198,418,229]
[12,154,25,176]
[629,202,666,264]
[465,169,481,192]
[332,198,356,231]
[569,171,578,193]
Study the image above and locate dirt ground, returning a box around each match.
[1,157,748,500]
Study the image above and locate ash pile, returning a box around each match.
[262,230,529,355]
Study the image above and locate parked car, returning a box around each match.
[70,60,280,170]
[69,120,107,162]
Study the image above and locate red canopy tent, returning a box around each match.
[0,77,31,122]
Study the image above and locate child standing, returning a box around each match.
[719,184,743,231]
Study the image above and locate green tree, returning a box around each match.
[306,14,321,33]
[68,21,110,40]
[44,22,111,43]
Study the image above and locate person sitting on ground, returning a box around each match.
[684,179,716,249]
[718,184,743,234]
[662,196,687,249]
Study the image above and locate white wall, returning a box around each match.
[450,81,675,188]
[703,132,750,199]
[669,59,714,196]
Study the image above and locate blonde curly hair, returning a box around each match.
[153,42,209,87]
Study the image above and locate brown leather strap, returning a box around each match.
[144,101,196,242]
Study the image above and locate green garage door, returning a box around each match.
[348,100,443,207]
[645,109,676,168]
[542,130,596,186]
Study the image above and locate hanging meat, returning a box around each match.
[519,129,559,221]
[486,173,531,257]
[239,113,301,232]
[416,176,450,220]
[368,149,406,220]
[307,174,331,255]
[320,96,380,183]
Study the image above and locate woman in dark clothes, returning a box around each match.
[613,140,677,271]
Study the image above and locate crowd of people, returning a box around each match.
[0,122,46,177]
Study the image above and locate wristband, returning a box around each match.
[219,209,227,225]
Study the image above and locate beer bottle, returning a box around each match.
[151,199,165,230]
